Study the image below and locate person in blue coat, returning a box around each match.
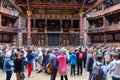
[69,50,77,76]
[3,51,14,80]
[26,49,35,77]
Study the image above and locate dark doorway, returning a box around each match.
[73,34,80,46]
[48,34,60,46]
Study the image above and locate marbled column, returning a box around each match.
[27,10,32,46]
[79,11,84,45]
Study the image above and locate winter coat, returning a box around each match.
[69,54,77,65]
[3,57,14,71]
[14,57,24,73]
[57,54,68,75]
[27,53,34,64]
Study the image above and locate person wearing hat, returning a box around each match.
[49,49,58,80]
[3,50,14,80]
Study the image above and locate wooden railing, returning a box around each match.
[0,7,18,17]
[88,27,105,33]
[0,26,17,32]
[31,28,44,32]
[87,10,103,18]
[104,3,120,14]
[87,3,120,18]
[106,24,120,32]
[63,28,69,32]
[88,23,120,33]
[30,28,80,33]
[74,28,79,32]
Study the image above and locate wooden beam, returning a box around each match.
[85,0,104,14]
[15,3,93,8]
[81,0,86,11]
[8,0,25,15]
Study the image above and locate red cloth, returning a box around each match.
[28,64,33,77]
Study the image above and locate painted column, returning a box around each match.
[103,16,106,44]
[79,11,84,45]
[0,14,1,27]
[0,1,1,27]
[44,18,47,46]
[60,19,63,46]
[27,10,32,46]
[102,1,106,44]
[18,15,23,47]
[83,17,88,46]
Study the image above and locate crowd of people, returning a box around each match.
[0,44,120,80]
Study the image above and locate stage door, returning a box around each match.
[48,34,60,46]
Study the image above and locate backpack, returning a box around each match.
[79,53,83,59]
[92,62,105,80]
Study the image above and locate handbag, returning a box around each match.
[46,63,51,73]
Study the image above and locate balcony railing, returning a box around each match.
[63,28,69,32]
[0,7,18,17]
[0,26,17,32]
[106,24,120,32]
[87,10,103,18]
[87,3,120,18]
[88,23,120,33]
[31,28,44,33]
[104,3,120,14]
[88,27,105,33]
[30,28,80,33]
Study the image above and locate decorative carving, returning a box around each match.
[27,10,32,16]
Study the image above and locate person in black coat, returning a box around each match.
[87,50,97,80]
[76,47,84,75]
[14,52,25,80]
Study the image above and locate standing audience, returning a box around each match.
[57,49,68,80]
[14,50,25,80]
[69,49,77,76]
[3,51,14,80]
[107,53,120,80]
[1,44,120,80]
[49,49,58,80]
[26,49,35,78]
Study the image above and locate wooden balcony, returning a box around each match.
[88,23,120,33]
[74,28,79,33]
[106,24,120,32]
[87,10,103,18]
[87,3,120,18]
[63,28,69,32]
[104,3,120,15]
[31,28,44,33]
[26,28,80,33]
[0,26,17,33]
[0,7,18,17]
[88,27,105,33]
